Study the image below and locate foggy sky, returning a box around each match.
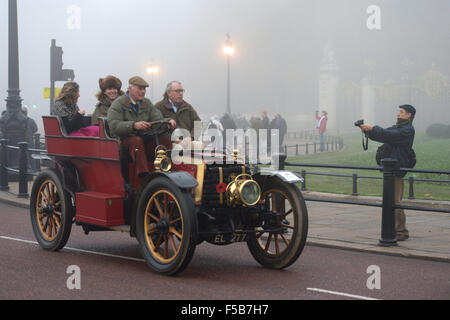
[1,0,449,133]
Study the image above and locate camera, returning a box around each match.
[354,119,364,127]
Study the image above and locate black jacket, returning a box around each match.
[366,122,415,177]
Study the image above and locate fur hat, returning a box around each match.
[99,75,122,92]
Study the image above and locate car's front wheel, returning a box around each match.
[136,177,198,276]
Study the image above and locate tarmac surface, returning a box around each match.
[1,180,449,263]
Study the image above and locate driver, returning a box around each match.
[108,76,176,178]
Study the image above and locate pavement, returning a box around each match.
[1,180,449,263]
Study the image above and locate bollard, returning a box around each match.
[314,142,317,154]
[408,176,415,200]
[352,173,358,196]
[18,142,29,199]
[305,143,309,155]
[34,133,41,172]
[378,158,398,247]
[301,169,306,191]
[296,144,299,156]
[0,139,9,191]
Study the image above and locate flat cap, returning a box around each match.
[129,76,149,88]
[399,104,416,116]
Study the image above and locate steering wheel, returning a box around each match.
[138,120,172,138]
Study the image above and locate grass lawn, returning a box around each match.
[286,131,450,201]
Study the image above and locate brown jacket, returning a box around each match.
[154,98,201,138]
[92,92,124,125]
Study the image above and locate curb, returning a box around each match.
[306,238,449,264]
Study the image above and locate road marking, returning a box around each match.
[0,235,145,263]
[307,288,380,300]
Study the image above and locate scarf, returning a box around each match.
[396,118,413,127]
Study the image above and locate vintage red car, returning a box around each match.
[30,116,308,275]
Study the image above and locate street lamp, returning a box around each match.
[146,65,159,101]
[0,0,27,184]
[224,33,234,115]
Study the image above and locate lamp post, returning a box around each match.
[224,33,235,115]
[146,65,159,102]
[0,0,27,176]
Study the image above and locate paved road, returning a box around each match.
[0,202,448,301]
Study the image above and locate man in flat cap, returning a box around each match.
[154,81,201,140]
[358,104,417,241]
[108,76,176,178]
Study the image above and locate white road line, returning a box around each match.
[307,288,380,300]
[0,235,145,263]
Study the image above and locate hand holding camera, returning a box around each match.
[355,119,373,132]
[354,119,364,127]
[355,119,370,150]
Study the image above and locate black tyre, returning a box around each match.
[247,178,308,269]
[30,169,74,251]
[136,177,198,276]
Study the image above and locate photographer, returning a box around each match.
[357,104,416,241]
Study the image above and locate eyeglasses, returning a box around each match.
[171,89,185,93]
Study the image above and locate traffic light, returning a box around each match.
[50,39,75,82]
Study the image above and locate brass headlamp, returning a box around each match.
[226,174,261,207]
[154,146,172,172]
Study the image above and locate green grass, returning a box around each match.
[286,132,450,201]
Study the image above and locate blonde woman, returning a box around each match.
[51,81,99,137]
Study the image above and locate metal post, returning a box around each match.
[379,158,398,247]
[226,54,231,115]
[301,170,306,191]
[352,173,358,196]
[17,142,29,198]
[50,39,56,113]
[296,144,298,156]
[0,139,9,191]
[314,142,317,154]
[272,153,286,171]
[34,133,41,172]
[305,143,309,155]
[408,176,415,200]
[6,0,22,112]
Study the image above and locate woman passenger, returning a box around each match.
[51,81,99,137]
[91,75,123,126]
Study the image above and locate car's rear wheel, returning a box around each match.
[247,178,308,269]
[136,177,198,276]
[30,169,73,251]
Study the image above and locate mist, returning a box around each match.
[1,0,449,134]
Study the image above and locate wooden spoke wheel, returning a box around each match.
[247,178,308,269]
[136,177,197,276]
[30,169,73,251]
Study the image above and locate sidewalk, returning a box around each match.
[1,181,449,263]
